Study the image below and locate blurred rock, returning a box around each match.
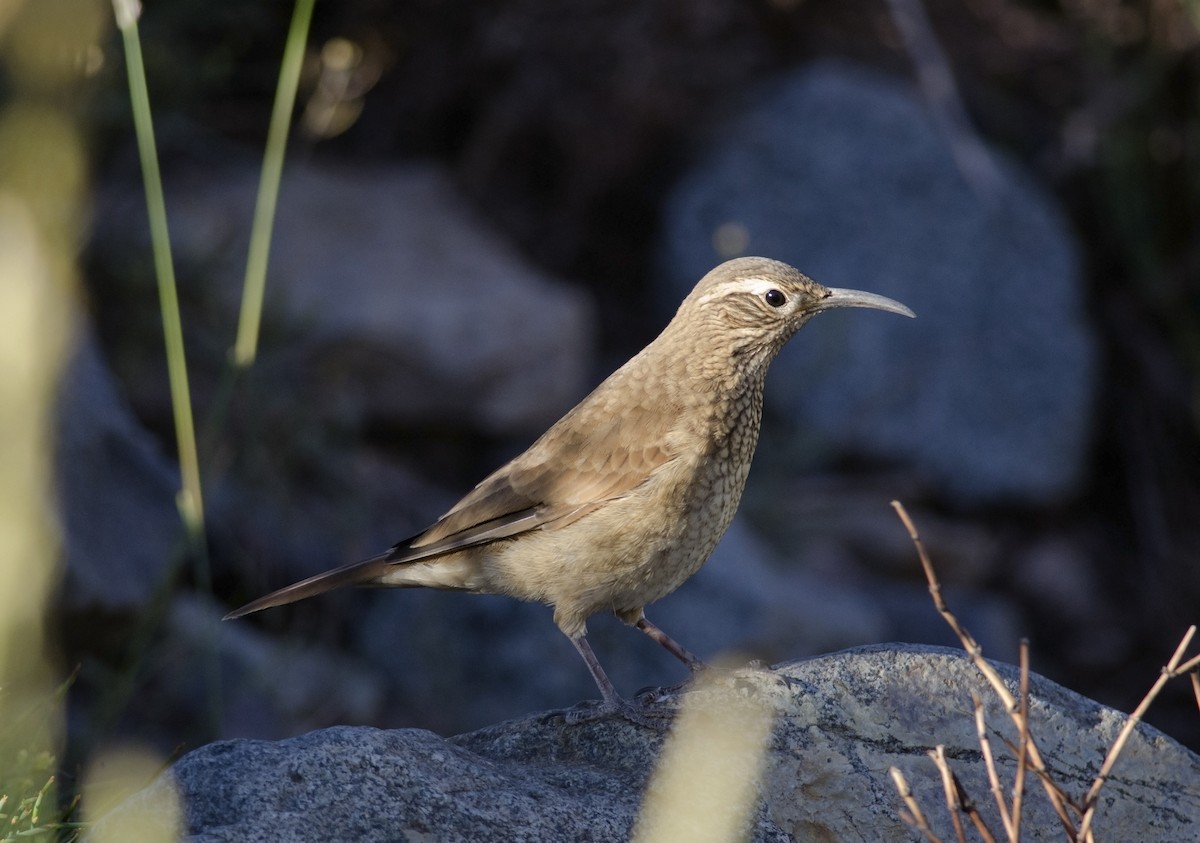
[1014,537,1132,669]
[88,155,600,626]
[103,646,1200,842]
[649,518,890,663]
[749,474,1004,584]
[66,593,391,760]
[208,448,451,596]
[55,332,181,611]
[649,515,1022,666]
[171,595,386,743]
[95,159,596,435]
[1015,536,1105,622]
[661,60,1098,505]
[354,584,602,734]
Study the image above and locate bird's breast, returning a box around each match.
[485,380,767,625]
[607,385,766,606]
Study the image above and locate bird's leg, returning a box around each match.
[565,634,669,729]
[623,613,706,672]
[570,633,622,706]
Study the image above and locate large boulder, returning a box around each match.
[660,60,1098,505]
[99,645,1200,841]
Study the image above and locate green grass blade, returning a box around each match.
[233,0,317,368]
[112,0,205,541]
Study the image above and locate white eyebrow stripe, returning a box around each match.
[695,277,783,305]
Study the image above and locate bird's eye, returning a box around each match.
[764,289,786,308]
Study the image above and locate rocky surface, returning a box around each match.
[661,60,1098,505]
[99,645,1200,842]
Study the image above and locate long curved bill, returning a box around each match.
[817,287,915,319]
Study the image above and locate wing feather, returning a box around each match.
[399,388,682,560]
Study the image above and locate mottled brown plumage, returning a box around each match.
[224,256,914,724]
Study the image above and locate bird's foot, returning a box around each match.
[556,693,674,730]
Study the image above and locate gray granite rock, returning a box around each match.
[661,60,1098,505]
[100,646,1200,842]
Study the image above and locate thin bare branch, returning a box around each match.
[891,766,943,843]
[1012,641,1029,842]
[974,692,1015,841]
[892,501,1080,838]
[998,735,1078,819]
[1172,628,1200,676]
[1077,625,1200,841]
[920,746,999,843]
[884,0,1003,196]
[930,747,969,843]
[1170,626,1198,669]
[954,771,999,843]
[892,505,1200,843]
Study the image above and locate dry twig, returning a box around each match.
[889,502,1199,843]
[884,0,1002,196]
[974,691,1015,840]
[891,501,1077,837]
[937,744,997,843]
[1176,649,1200,675]
[890,766,942,843]
[929,746,969,843]
[1076,625,1198,841]
[1012,640,1030,841]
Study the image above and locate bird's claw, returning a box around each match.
[556,696,674,730]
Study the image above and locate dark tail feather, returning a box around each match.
[222,551,393,620]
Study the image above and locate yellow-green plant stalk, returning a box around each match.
[112,0,204,543]
[233,0,316,368]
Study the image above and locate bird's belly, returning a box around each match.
[487,453,748,630]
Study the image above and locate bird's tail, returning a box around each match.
[222,551,394,620]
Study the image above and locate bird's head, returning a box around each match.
[676,256,914,368]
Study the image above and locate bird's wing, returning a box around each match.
[400,394,681,559]
[222,385,684,619]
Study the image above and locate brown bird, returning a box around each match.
[224,256,913,724]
